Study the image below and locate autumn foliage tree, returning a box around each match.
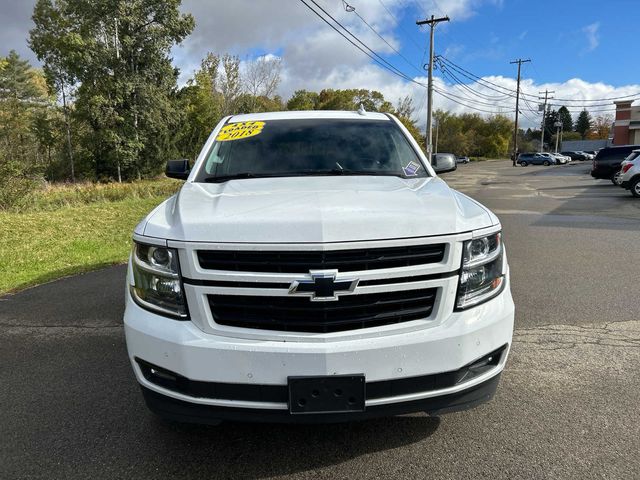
[587,115,613,140]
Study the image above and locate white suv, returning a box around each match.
[124,111,514,424]
[619,149,640,197]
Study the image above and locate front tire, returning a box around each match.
[543,160,550,166]
[520,161,528,167]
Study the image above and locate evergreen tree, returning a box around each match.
[575,109,592,140]
[0,51,46,103]
[0,51,50,207]
[557,106,573,132]
[544,109,560,138]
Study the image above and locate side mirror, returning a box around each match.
[166,159,190,180]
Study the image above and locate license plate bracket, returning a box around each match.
[288,375,365,414]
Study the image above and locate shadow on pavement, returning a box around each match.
[149,414,440,478]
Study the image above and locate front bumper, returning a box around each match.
[124,278,514,422]
[140,372,502,424]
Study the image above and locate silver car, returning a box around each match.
[431,153,457,173]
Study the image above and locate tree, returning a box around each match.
[543,108,560,139]
[32,107,60,167]
[395,95,415,119]
[561,131,581,141]
[218,54,242,116]
[394,96,422,147]
[558,106,573,132]
[587,115,613,140]
[30,0,195,181]
[243,55,282,112]
[287,90,319,110]
[0,51,50,208]
[312,89,393,112]
[430,109,513,158]
[575,109,592,140]
[174,53,221,160]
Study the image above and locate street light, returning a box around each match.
[554,121,562,153]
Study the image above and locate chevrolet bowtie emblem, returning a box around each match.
[288,270,359,302]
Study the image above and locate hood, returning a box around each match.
[140,176,496,243]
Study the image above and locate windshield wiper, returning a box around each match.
[203,173,278,183]
[294,169,404,177]
[203,170,412,183]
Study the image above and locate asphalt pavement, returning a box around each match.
[1,160,639,479]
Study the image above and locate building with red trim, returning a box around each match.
[612,101,640,145]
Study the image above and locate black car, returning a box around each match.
[561,151,589,161]
[591,145,640,182]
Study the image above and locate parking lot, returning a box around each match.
[1,160,639,479]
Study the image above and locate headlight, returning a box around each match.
[456,231,505,309]
[130,243,188,318]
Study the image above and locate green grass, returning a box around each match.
[11,177,180,212]
[1,180,180,294]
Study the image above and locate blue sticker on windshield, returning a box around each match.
[403,161,421,176]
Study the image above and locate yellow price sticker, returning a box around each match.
[216,121,265,142]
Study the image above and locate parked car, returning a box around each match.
[591,144,640,183]
[615,149,640,192]
[577,151,595,160]
[518,152,556,166]
[431,153,458,173]
[561,151,589,161]
[124,110,514,424]
[550,153,568,164]
[456,155,470,164]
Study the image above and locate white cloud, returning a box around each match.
[171,1,637,132]
[582,22,600,52]
[3,0,635,133]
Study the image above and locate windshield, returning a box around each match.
[195,118,428,182]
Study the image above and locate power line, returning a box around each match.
[432,83,514,108]
[343,1,425,76]
[376,0,424,52]
[433,88,514,114]
[437,60,512,101]
[439,56,522,98]
[521,96,540,115]
[298,0,427,88]
[298,1,621,120]
[442,55,640,104]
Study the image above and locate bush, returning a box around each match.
[0,161,43,210]
[9,177,181,212]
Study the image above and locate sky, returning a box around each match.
[2,0,639,129]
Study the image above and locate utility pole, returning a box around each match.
[538,89,554,152]
[416,15,449,162]
[554,121,562,153]
[435,117,439,154]
[510,58,530,166]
